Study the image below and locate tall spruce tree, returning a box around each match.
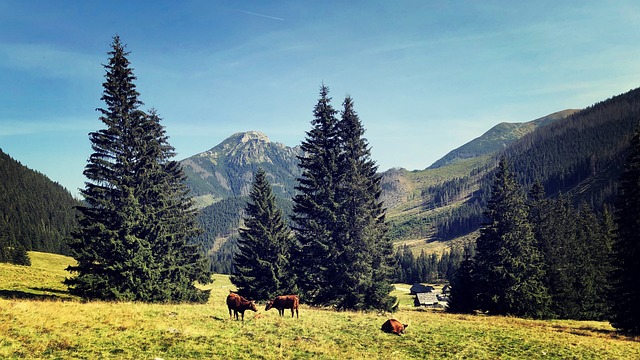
[447,248,476,314]
[231,168,296,300]
[291,87,396,310]
[611,120,640,333]
[332,96,396,311]
[65,36,211,302]
[474,156,550,318]
[528,185,580,318]
[291,84,340,305]
[574,202,612,320]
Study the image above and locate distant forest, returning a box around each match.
[404,87,640,242]
[0,149,78,259]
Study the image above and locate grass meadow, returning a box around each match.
[0,252,639,359]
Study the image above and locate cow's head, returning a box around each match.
[249,300,258,312]
[265,300,274,311]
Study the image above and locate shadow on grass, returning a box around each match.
[0,288,74,301]
[551,323,639,342]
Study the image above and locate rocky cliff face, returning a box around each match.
[181,131,302,208]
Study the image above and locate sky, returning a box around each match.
[2,1,640,197]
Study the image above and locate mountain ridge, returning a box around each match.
[181,130,302,208]
[428,109,579,169]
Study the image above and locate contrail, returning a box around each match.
[241,10,285,21]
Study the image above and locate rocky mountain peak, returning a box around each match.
[235,131,271,144]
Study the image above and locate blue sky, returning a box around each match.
[2,1,640,197]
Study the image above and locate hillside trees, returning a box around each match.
[0,149,78,258]
[611,119,640,333]
[474,157,550,318]
[65,36,211,302]
[291,86,396,310]
[446,249,475,314]
[231,168,296,300]
[448,159,614,319]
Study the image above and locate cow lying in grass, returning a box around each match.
[226,291,258,321]
[381,319,408,335]
[265,295,299,318]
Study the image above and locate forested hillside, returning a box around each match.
[0,149,79,256]
[392,87,640,243]
[429,109,578,169]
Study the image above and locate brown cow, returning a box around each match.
[226,291,258,321]
[265,295,299,318]
[381,319,408,335]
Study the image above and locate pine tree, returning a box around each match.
[528,185,581,318]
[135,110,211,302]
[65,36,210,302]
[332,95,396,311]
[611,120,640,333]
[447,248,476,314]
[231,168,296,300]
[291,87,396,311]
[574,202,612,320]
[291,84,340,305]
[474,156,550,318]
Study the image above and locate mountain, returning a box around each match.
[0,148,79,255]
[428,109,579,169]
[385,87,640,247]
[181,131,302,208]
[184,87,640,270]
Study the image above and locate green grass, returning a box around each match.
[1,252,639,359]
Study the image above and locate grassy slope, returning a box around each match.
[387,156,490,256]
[1,252,638,359]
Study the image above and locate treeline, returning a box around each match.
[393,244,472,284]
[448,158,616,322]
[0,149,79,263]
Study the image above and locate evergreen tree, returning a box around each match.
[332,96,396,311]
[65,36,210,302]
[135,110,211,302]
[611,120,640,333]
[574,202,612,320]
[474,156,550,318]
[447,249,476,314]
[291,84,340,305]
[528,185,580,318]
[231,168,296,300]
[291,87,396,311]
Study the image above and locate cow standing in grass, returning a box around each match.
[381,319,408,335]
[265,295,299,318]
[226,291,258,321]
